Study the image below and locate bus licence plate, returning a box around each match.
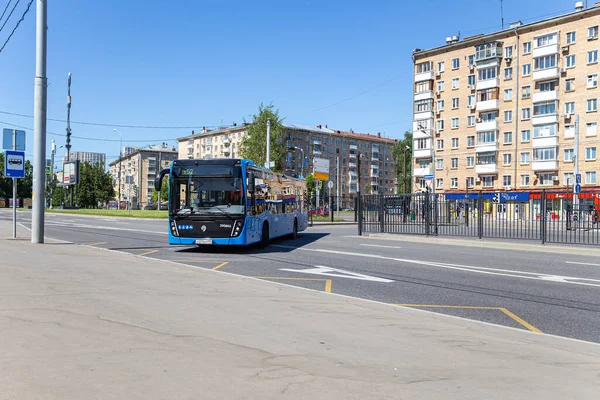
[195,239,212,245]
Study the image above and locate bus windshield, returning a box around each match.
[170,165,244,217]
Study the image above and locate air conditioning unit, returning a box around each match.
[552,175,559,182]
[469,65,475,71]
[435,90,441,96]
[435,129,441,135]
[562,45,570,53]
[564,113,572,119]
[469,104,476,110]
[435,71,441,77]
[475,177,481,183]
[476,118,482,123]
[505,56,512,63]
[561,67,567,73]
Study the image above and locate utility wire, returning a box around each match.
[0,0,13,25]
[0,0,32,55]
[0,110,219,130]
[0,0,20,34]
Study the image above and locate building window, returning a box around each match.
[481,111,497,122]
[521,85,531,98]
[505,45,514,58]
[478,67,497,81]
[450,177,458,188]
[588,50,598,64]
[468,54,475,66]
[451,118,459,129]
[522,108,531,120]
[522,64,531,76]
[520,174,530,186]
[477,131,496,144]
[467,135,475,147]
[504,89,513,101]
[534,54,557,70]
[586,171,597,184]
[564,124,575,138]
[452,78,459,89]
[539,80,557,92]
[437,99,444,111]
[535,32,557,48]
[566,55,576,68]
[502,175,512,187]
[504,110,513,122]
[415,99,433,112]
[565,102,575,114]
[589,26,599,40]
[482,176,494,188]
[477,152,496,165]
[468,95,475,107]
[588,74,598,88]
[504,67,513,80]
[587,98,598,112]
[564,148,574,162]
[466,177,475,188]
[587,122,598,136]
[436,119,444,131]
[520,152,530,164]
[451,138,459,148]
[533,147,557,161]
[452,58,460,69]
[586,147,597,160]
[564,172,574,185]
[468,75,476,85]
[533,101,556,116]
[437,80,445,92]
[416,81,432,93]
[437,139,444,150]
[451,158,458,168]
[504,131,513,144]
[415,138,429,149]
[416,61,432,73]
[436,178,444,189]
[503,153,512,165]
[523,41,531,54]
[566,31,576,44]
[437,61,445,72]
[534,123,557,138]
[565,78,575,92]
[538,173,554,186]
[466,156,474,167]
[452,97,459,109]
[467,116,475,127]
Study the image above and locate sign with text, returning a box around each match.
[63,160,80,185]
[313,157,329,181]
[4,150,25,178]
[2,129,26,151]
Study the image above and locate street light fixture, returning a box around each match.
[113,128,123,203]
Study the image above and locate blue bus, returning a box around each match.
[155,158,309,246]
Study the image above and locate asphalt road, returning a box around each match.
[4,210,600,343]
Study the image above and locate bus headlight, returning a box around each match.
[171,220,179,237]
[231,220,243,237]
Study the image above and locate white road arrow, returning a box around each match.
[280,266,394,283]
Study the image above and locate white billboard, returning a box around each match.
[313,157,330,181]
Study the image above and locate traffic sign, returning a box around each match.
[576,173,581,184]
[327,180,333,189]
[424,174,434,180]
[492,192,500,204]
[2,129,26,151]
[574,184,581,194]
[4,150,25,178]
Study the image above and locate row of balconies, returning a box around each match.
[413,159,560,177]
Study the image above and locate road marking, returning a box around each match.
[280,266,394,283]
[251,276,332,293]
[360,244,402,249]
[139,249,159,257]
[39,221,168,235]
[212,262,228,270]
[395,304,542,333]
[86,242,108,246]
[566,261,600,267]
[289,247,600,288]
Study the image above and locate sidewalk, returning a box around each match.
[1,221,599,399]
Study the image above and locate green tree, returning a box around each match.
[16,161,33,200]
[77,162,115,208]
[391,131,413,194]
[240,103,286,172]
[305,173,316,198]
[150,178,168,206]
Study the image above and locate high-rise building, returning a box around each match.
[411,3,600,214]
[177,123,397,208]
[63,151,106,169]
[108,143,177,208]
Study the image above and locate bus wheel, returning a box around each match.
[291,218,299,239]
[261,223,270,247]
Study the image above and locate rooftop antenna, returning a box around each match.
[500,0,505,30]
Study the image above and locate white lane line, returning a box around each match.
[272,245,600,288]
[566,261,600,267]
[360,244,402,249]
[280,266,394,283]
[36,221,168,235]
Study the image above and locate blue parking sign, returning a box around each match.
[4,150,25,178]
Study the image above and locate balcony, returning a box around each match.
[313,140,322,146]
[349,162,357,168]
[223,137,231,145]
[476,120,498,131]
[532,136,558,148]
[349,171,357,177]
[415,70,434,83]
[313,149,322,156]
[414,111,434,120]
[532,160,558,171]
[414,149,432,159]
[412,119,433,133]
[532,90,558,103]
[223,148,231,155]
[349,152,357,159]
[414,167,431,177]
[476,164,498,174]
[533,43,559,58]
[372,156,379,162]
[533,67,559,81]
[476,78,500,91]
[414,90,434,101]
[349,144,358,150]
[476,142,498,152]
[413,129,433,139]
[476,99,499,112]
[371,178,379,185]
[532,114,558,125]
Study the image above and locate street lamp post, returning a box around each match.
[293,146,305,177]
[403,145,410,194]
[50,140,64,209]
[113,129,123,205]
[418,126,435,194]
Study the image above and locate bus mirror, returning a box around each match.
[247,173,255,193]
[155,168,170,192]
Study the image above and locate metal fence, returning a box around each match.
[360,190,600,246]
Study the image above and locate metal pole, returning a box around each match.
[514,29,520,191]
[265,118,271,168]
[32,0,48,244]
[50,140,55,209]
[13,178,17,238]
[574,114,580,214]
[336,156,340,213]
[403,146,407,193]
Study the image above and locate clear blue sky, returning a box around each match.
[0,0,579,167]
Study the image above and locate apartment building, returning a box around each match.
[108,143,177,208]
[62,151,106,169]
[411,2,600,214]
[177,123,397,206]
